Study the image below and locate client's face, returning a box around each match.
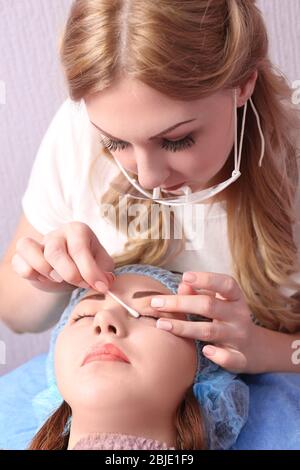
[55,273,197,419]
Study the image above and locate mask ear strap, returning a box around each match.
[234,88,248,174]
[235,88,265,169]
[249,96,265,166]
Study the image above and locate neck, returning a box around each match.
[67,407,177,450]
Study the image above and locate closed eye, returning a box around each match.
[99,134,195,153]
[138,314,159,320]
[73,313,95,322]
[73,311,159,322]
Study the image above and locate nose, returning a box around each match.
[93,309,127,337]
[135,149,170,190]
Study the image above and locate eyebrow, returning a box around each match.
[78,289,188,321]
[80,290,164,302]
[90,119,197,141]
[132,290,163,298]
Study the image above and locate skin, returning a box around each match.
[54,273,197,449]
[85,73,257,201]
[84,72,300,376]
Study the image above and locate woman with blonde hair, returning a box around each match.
[1,0,300,449]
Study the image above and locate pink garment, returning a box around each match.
[72,432,176,450]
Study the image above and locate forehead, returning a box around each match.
[86,77,230,110]
[85,78,232,136]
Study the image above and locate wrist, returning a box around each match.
[251,325,300,373]
[252,325,275,374]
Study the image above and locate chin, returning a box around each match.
[74,376,130,400]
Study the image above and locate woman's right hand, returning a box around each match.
[10,222,115,294]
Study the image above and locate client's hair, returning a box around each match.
[28,385,206,450]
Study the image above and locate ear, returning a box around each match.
[235,69,258,108]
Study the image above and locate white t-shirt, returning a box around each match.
[21,98,300,294]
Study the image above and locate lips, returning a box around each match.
[82,342,130,366]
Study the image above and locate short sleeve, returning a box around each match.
[21,98,84,235]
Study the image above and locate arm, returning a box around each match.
[0,213,73,333]
[0,261,72,333]
[255,325,300,374]
[257,289,300,373]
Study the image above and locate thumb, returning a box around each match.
[88,235,115,285]
[202,346,247,373]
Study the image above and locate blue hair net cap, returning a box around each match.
[34,264,249,449]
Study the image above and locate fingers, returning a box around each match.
[64,224,114,291]
[42,224,114,292]
[177,281,217,297]
[202,345,247,373]
[151,293,234,321]
[177,283,197,295]
[11,252,43,281]
[13,238,63,282]
[42,234,94,290]
[155,313,248,373]
[182,272,241,301]
[12,223,115,294]
[89,229,115,274]
[156,318,233,343]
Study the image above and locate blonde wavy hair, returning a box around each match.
[59,0,300,333]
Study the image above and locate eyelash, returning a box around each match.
[99,134,195,153]
[74,312,158,322]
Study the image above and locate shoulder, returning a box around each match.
[38,97,107,173]
[47,97,90,141]
[33,98,90,166]
[54,99,120,200]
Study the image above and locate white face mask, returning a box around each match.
[112,88,265,206]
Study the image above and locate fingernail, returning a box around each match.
[183,272,196,283]
[151,297,165,308]
[11,254,28,274]
[49,270,63,283]
[105,272,116,283]
[203,346,216,356]
[95,280,108,293]
[156,319,173,331]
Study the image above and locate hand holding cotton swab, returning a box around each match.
[107,290,140,318]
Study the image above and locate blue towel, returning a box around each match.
[232,373,300,450]
[0,354,299,450]
[0,354,47,450]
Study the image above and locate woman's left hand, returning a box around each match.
[151,271,266,374]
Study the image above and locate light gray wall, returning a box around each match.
[0,0,73,375]
[0,0,299,375]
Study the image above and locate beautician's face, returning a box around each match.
[85,77,236,193]
[55,274,197,415]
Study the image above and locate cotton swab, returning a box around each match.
[107,290,140,318]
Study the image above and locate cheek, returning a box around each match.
[136,329,196,389]
[113,152,136,172]
[170,143,230,180]
[54,329,89,396]
[178,121,234,175]
[161,336,197,384]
